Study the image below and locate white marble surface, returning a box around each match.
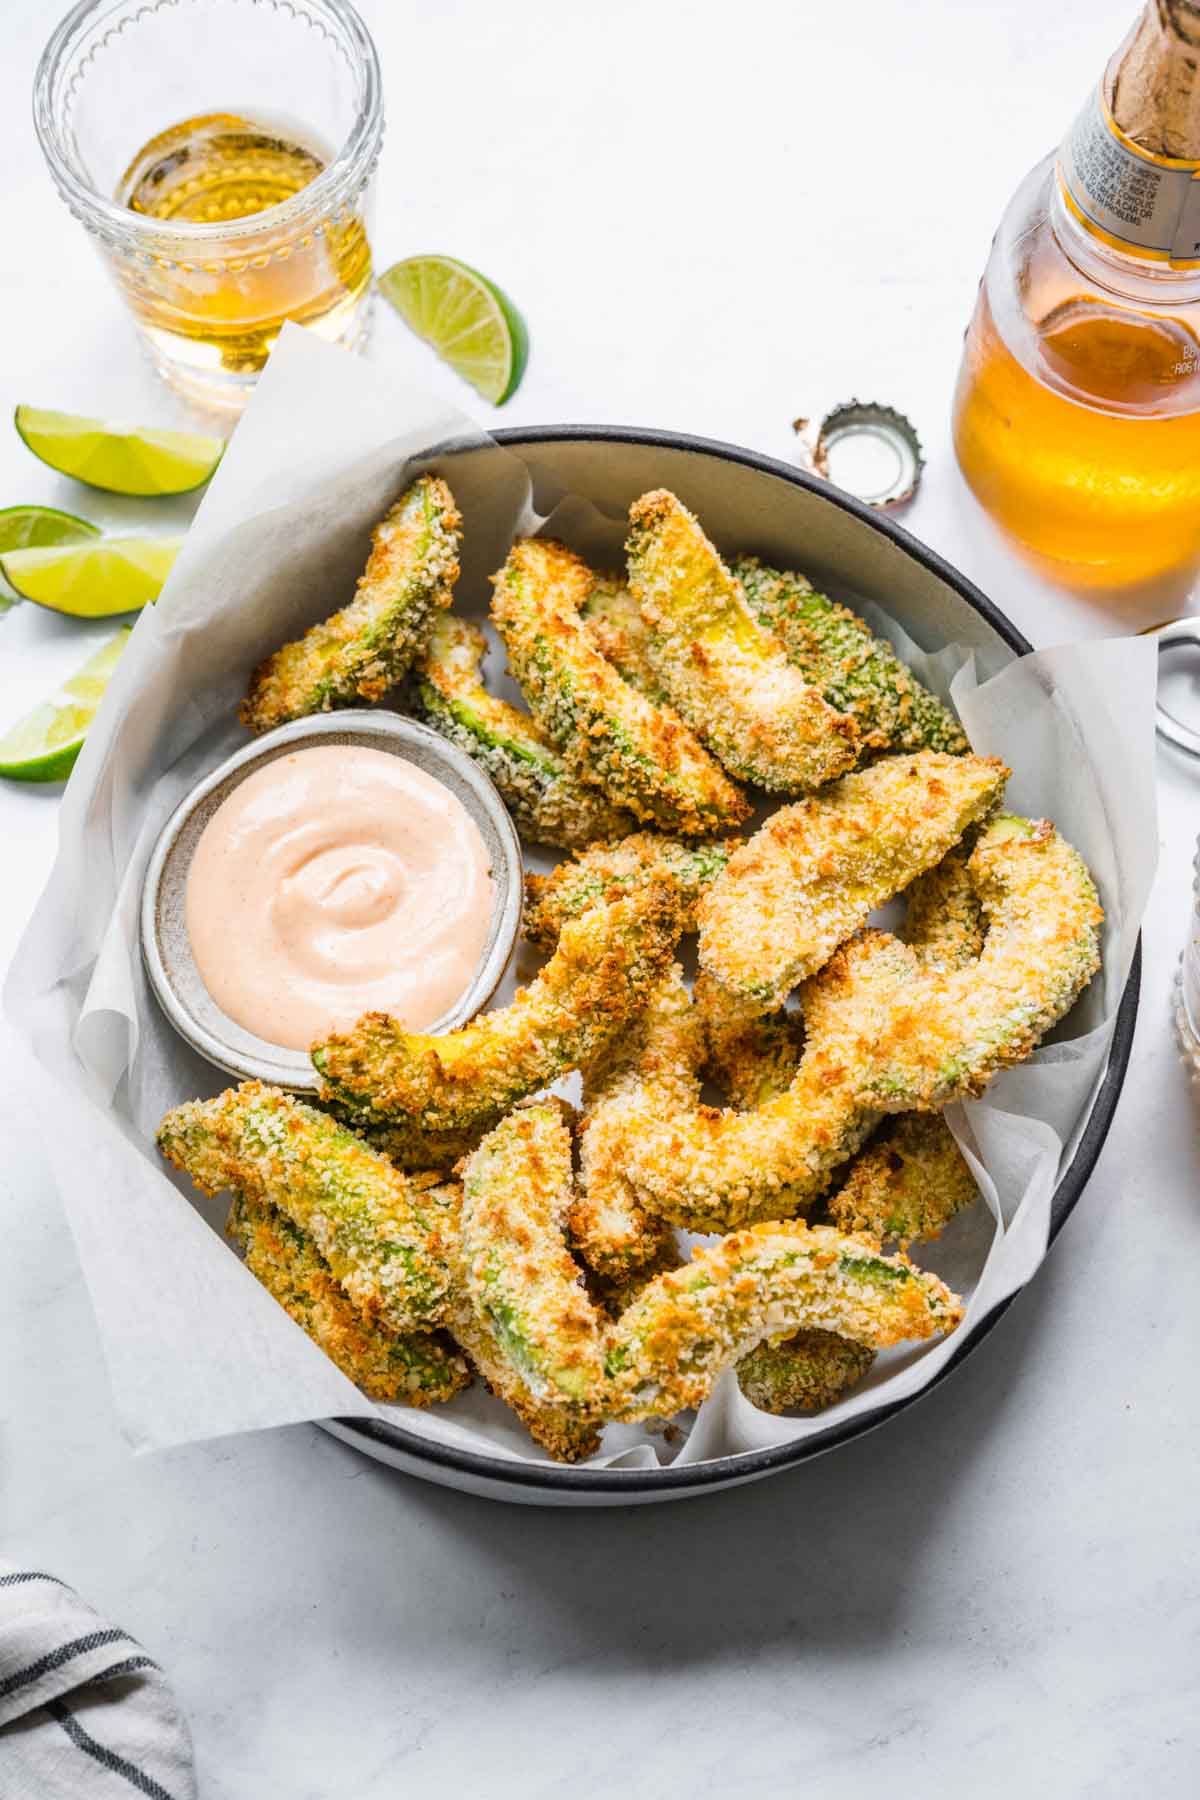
[2,0,1199,1793]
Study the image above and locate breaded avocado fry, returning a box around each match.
[460,1101,608,1410]
[363,1117,486,1174]
[901,837,986,970]
[572,966,699,1279]
[581,575,665,699]
[228,1193,470,1405]
[443,1285,603,1463]
[825,1114,977,1247]
[733,557,969,757]
[604,1222,962,1421]
[713,864,976,1404]
[241,474,462,732]
[491,537,749,836]
[694,971,805,1111]
[410,614,635,850]
[625,490,859,793]
[618,931,918,1232]
[698,751,1008,1009]
[313,883,681,1134]
[860,814,1103,1109]
[524,830,739,950]
[738,1329,876,1414]
[158,1083,455,1333]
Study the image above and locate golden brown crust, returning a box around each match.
[697,752,1009,1008]
[313,883,682,1133]
[241,475,462,732]
[410,613,636,850]
[826,1114,977,1247]
[612,930,918,1231]
[572,966,700,1279]
[157,1081,456,1333]
[523,831,738,951]
[859,816,1104,1110]
[229,1193,470,1405]
[626,489,860,792]
[460,1101,609,1408]
[491,536,749,836]
[694,971,805,1110]
[738,1329,876,1414]
[605,1221,962,1421]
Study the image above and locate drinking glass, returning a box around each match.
[33,0,384,411]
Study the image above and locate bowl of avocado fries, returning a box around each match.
[152,427,1136,1506]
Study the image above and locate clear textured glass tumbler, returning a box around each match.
[33,0,384,411]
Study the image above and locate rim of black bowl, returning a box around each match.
[330,424,1142,1498]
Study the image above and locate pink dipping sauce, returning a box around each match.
[186,744,494,1051]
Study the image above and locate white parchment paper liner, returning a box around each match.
[5,329,1158,1470]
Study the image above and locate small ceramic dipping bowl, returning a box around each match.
[140,710,523,1092]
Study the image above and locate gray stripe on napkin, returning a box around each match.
[0,1561,195,1799]
[48,1698,180,1800]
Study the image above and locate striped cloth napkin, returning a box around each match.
[0,1563,196,1798]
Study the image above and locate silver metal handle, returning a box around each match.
[1155,618,1200,757]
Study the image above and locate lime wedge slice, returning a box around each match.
[0,535,182,616]
[14,406,225,496]
[378,255,528,405]
[0,627,131,781]
[0,504,100,605]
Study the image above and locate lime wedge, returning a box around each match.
[14,406,225,496]
[378,255,528,405]
[0,627,131,781]
[0,505,100,605]
[0,535,181,616]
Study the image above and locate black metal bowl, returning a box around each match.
[323,425,1140,1507]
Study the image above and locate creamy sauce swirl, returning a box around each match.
[186,745,494,1051]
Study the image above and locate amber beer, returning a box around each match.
[113,112,373,386]
[953,2,1200,589]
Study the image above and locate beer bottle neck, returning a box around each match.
[1056,4,1200,280]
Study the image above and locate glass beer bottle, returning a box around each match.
[953,2,1200,590]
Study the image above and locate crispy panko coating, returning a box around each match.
[604,1222,962,1421]
[460,1100,609,1413]
[901,837,986,969]
[410,613,635,850]
[860,814,1103,1110]
[491,536,749,836]
[228,1193,470,1404]
[617,930,917,1232]
[581,575,666,699]
[694,971,805,1110]
[586,1238,686,1320]
[240,475,462,733]
[443,1283,603,1463]
[363,1117,486,1173]
[825,1115,977,1247]
[806,838,982,1250]
[523,830,739,951]
[625,489,860,793]
[697,751,1008,1008]
[704,866,975,1402]
[572,966,701,1279]
[313,883,681,1134]
[733,557,969,757]
[737,1329,876,1414]
[158,1083,455,1333]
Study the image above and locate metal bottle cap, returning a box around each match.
[793,400,924,509]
